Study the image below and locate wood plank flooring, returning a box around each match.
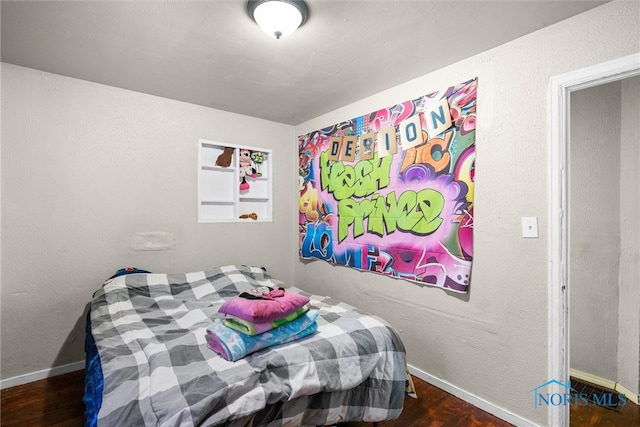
[340,377,512,427]
[1,370,638,426]
[570,394,640,427]
[1,370,85,427]
[1,371,511,426]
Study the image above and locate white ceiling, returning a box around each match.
[1,0,607,125]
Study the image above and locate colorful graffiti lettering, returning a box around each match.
[299,180,323,222]
[371,100,416,131]
[300,222,333,260]
[298,78,477,293]
[400,130,453,175]
[336,189,444,242]
[320,151,392,200]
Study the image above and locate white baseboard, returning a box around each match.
[615,382,640,405]
[407,364,540,427]
[570,368,639,405]
[0,360,84,390]
[569,368,616,390]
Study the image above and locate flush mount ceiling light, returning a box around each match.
[247,0,309,40]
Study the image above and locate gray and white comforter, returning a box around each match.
[90,265,407,426]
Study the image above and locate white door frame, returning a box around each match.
[548,52,640,427]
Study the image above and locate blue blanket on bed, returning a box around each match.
[83,310,103,427]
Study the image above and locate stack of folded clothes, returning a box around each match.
[206,286,319,361]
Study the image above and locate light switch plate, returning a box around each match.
[521,217,538,238]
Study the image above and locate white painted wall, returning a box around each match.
[569,81,621,382]
[618,76,640,395]
[0,64,297,380]
[294,1,639,424]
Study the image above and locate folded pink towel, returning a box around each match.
[218,286,310,323]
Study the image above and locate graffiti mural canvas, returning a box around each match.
[298,78,476,293]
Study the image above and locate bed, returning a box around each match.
[84,265,408,426]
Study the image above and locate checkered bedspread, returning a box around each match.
[90,265,407,426]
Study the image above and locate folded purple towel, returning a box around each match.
[218,286,310,322]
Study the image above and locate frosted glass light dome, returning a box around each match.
[247,0,308,39]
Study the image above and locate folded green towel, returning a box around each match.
[223,304,310,335]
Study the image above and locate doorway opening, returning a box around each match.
[548,53,640,427]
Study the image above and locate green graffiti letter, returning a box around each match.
[333,165,355,200]
[353,160,374,198]
[320,150,355,200]
[396,191,422,232]
[367,194,386,237]
[348,154,392,198]
[413,189,444,235]
[337,198,374,242]
[320,150,332,191]
[369,192,402,237]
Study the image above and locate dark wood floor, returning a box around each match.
[1,370,85,427]
[340,376,513,427]
[569,391,640,427]
[0,370,638,426]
